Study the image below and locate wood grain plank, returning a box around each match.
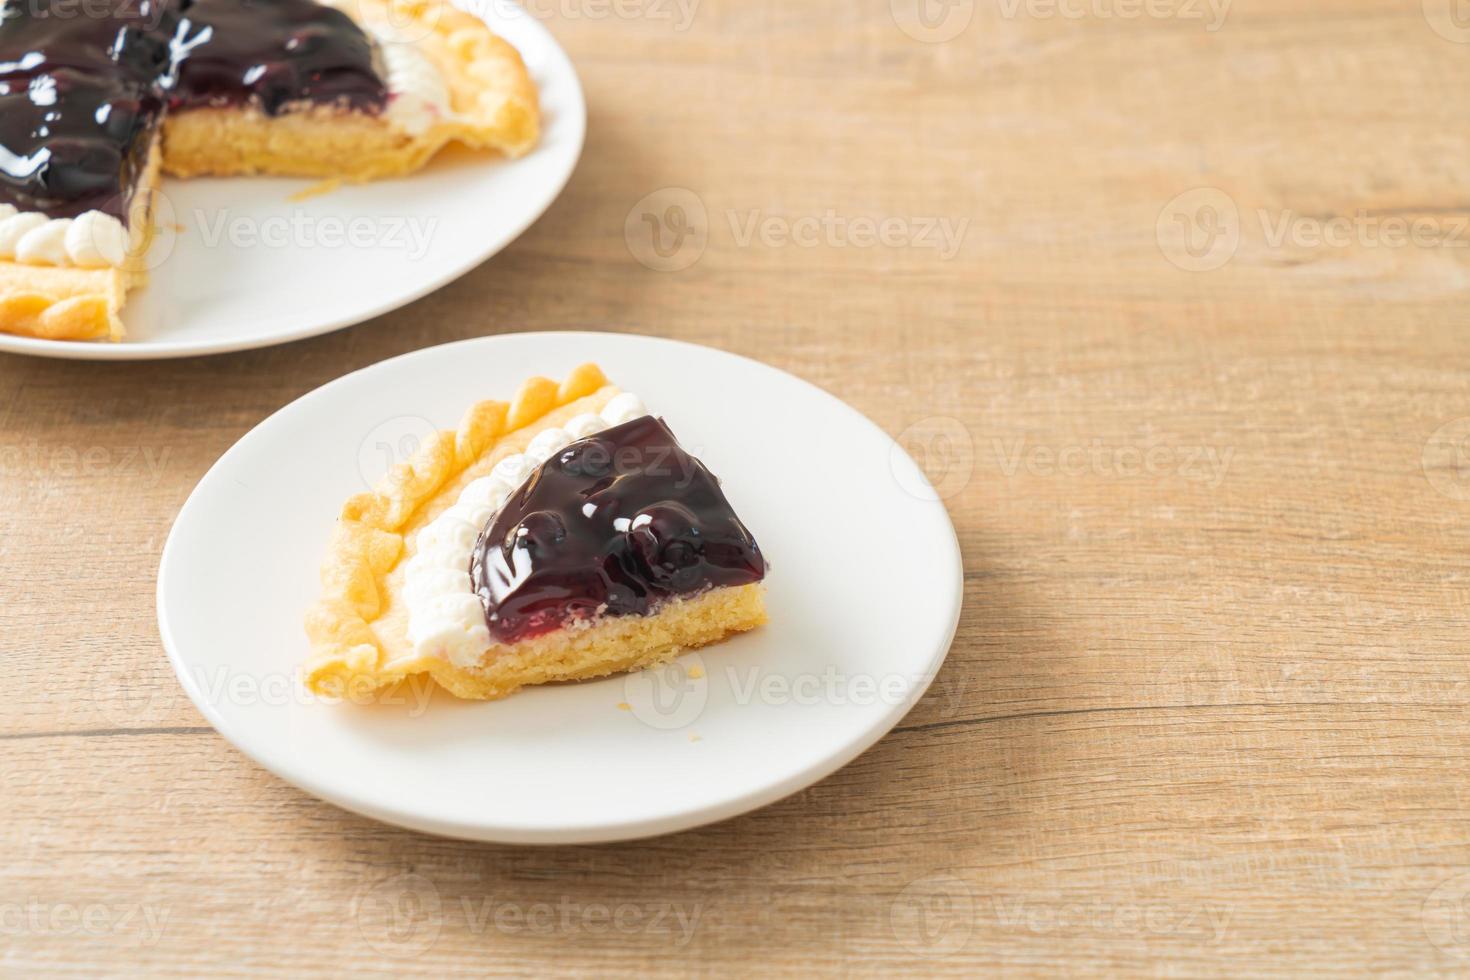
[3,0,1469,973]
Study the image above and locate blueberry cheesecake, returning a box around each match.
[0,0,537,341]
[305,364,769,702]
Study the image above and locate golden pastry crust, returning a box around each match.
[304,363,769,703]
[372,0,540,156]
[163,0,539,181]
[0,265,126,342]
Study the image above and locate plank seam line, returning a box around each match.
[0,725,214,742]
[892,701,1397,735]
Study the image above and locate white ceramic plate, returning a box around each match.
[157,333,964,843]
[0,3,583,361]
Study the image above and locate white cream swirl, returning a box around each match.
[403,392,648,668]
[369,25,452,136]
[0,205,130,269]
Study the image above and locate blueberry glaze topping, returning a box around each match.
[470,416,767,644]
[171,0,387,116]
[0,0,180,220]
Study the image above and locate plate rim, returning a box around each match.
[0,8,585,363]
[156,332,965,843]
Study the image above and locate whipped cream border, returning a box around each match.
[367,24,453,136]
[0,204,131,270]
[402,392,648,668]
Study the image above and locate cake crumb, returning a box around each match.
[687,665,705,679]
[689,734,701,742]
[289,178,342,202]
[616,702,632,711]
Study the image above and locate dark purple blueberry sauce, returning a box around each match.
[171,0,386,116]
[0,0,179,220]
[0,0,386,222]
[470,416,767,644]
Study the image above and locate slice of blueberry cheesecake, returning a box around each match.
[305,364,769,703]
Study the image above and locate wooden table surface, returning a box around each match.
[4,0,1470,974]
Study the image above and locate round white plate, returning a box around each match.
[0,3,583,361]
[157,333,964,843]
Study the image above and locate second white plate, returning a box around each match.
[0,3,584,361]
[157,333,964,842]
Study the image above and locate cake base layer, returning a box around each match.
[162,107,446,182]
[428,584,766,701]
